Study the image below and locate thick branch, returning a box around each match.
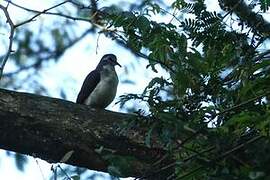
[0,88,166,177]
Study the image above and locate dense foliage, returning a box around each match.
[1,0,270,179]
[107,0,270,179]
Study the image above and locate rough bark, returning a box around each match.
[0,88,166,178]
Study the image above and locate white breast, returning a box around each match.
[85,65,119,108]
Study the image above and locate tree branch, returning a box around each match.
[7,0,105,29]
[176,135,263,179]
[2,28,92,78]
[0,88,167,178]
[0,4,15,79]
[14,0,70,28]
[0,0,77,80]
[7,0,91,23]
[220,0,270,36]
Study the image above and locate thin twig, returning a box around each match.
[215,91,270,116]
[2,28,92,77]
[181,91,270,146]
[177,166,203,179]
[177,135,263,179]
[217,135,263,160]
[7,0,105,29]
[35,158,46,180]
[252,49,270,62]
[0,4,15,79]
[159,7,182,25]
[57,164,72,180]
[141,146,215,180]
[0,0,75,80]
[96,33,101,54]
[14,0,70,28]
[7,0,91,23]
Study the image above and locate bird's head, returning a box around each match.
[96,54,121,70]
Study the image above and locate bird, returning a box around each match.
[76,54,121,108]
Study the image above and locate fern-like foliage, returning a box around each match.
[180,11,223,47]
[104,0,270,179]
[260,0,270,12]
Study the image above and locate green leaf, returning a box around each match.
[136,15,151,33]
[71,175,80,180]
[260,0,270,12]
[60,150,74,163]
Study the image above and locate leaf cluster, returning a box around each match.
[105,0,270,179]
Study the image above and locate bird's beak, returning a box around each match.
[115,61,121,67]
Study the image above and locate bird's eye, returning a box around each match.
[109,57,114,62]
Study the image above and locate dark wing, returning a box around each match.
[76,70,100,104]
